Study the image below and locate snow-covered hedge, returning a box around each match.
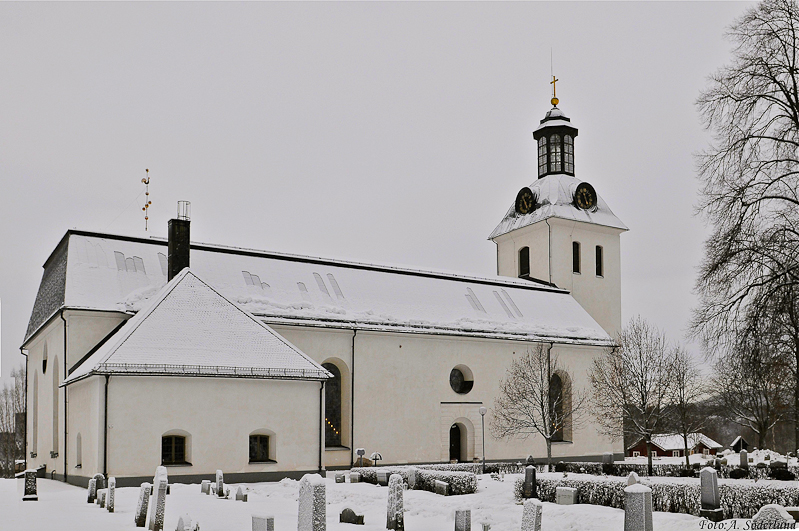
[517,475,799,519]
[547,461,799,480]
[350,466,477,495]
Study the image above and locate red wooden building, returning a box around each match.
[627,433,723,458]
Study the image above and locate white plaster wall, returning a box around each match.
[65,375,103,481]
[494,223,550,282]
[106,376,322,478]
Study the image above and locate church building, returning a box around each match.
[21,94,628,487]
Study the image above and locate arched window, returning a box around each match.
[518,247,530,278]
[572,242,581,274]
[76,433,82,468]
[162,434,187,465]
[549,134,562,173]
[249,434,271,462]
[537,137,547,176]
[42,342,48,374]
[32,371,38,455]
[596,245,604,277]
[52,357,59,454]
[549,374,564,442]
[564,135,574,174]
[323,363,342,447]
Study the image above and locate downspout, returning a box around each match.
[103,375,109,478]
[545,219,553,284]
[350,329,356,467]
[59,310,68,483]
[319,381,325,472]
[21,347,27,467]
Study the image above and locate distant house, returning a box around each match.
[730,436,749,453]
[627,433,723,458]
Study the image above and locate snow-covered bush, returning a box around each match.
[350,466,477,495]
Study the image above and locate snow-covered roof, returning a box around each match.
[27,230,614,346]
[63,269,331,385]
[628,433,723,452]
[488,174,628,240]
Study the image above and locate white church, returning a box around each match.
[21,98,628,487]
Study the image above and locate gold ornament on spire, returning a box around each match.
[141,169,152,231]
[550,75,559,106]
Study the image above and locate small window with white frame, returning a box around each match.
[703,448,710,456]
[672,450,680,458]
[651,451,657,458]
[632,451,640,457]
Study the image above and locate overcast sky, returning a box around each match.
[0,1,752,380]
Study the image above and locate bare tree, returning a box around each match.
[668,346,706,468]
[693,0,799,446]
[0,365,26,477]
[490,344,587,467]
[589,316,675,476]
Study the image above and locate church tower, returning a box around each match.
[489,81,628,338]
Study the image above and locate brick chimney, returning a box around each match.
[168,201,191,281]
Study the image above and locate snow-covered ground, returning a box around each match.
[2,472,733,531]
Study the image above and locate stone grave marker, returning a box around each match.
[434,480,449,496]
[481,524,491,531]
[626,472,639,486]
[349,472,360,484]
[93,473,106,490]
[236,486,248,502]
[200,480,210,495]
[87,478,97,503]
[22,469,38,501]
[521,498,542,531]
[176,514,196,531]
[339,508,364,525]
[740,449,748,469]
[148,479,168,531]
[107,477,115,513]
[699,467,723,522]
[602,452,614,465]
[624,483,653,531]
[750,504,796,530]
[134,483,152,528]
[253,514,276,531]
[555,486,577,505]
[377,471,389,486]
[455,509,471,531]
[407,467,417,490]
[523,465,536,499]
[216,470,225,497]
[386,474,404,531]
[98,489,107,508]
[297,473,326,531]
[335,473,345,484]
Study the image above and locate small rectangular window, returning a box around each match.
[703,448,710,456]
[632,451,640,457]
[651,451,657,458]
[572,242,581,274]
[596,245,603,277]
[162,435,186,465]
[249,435,270,462]
[519,247,530,277]
[672,450,680,458]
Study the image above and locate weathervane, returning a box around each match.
[142,169,152,231]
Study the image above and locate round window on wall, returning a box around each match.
[449,365,474,394]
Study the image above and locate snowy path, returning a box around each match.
[1,474,721,530]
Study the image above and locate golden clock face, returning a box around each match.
[574,182,597,210]
[515,187,535,215]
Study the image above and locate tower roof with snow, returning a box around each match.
[27,230,614,348]
[63,268,331,384]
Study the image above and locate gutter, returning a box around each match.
[59,310,68,483]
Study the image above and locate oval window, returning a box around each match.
[449,367,474,394]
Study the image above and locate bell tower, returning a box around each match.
[489,82,628,338]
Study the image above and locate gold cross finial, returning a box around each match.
[550,76,559,106]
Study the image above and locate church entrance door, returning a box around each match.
[449,424,461,462]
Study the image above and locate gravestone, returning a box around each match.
[152,466,169,495]
[623,483,653,531]
[135,483,152,527]
[297,473,326,531]
[555,486,577,505]
[481,524,491,531]
[107,477,115,513]
[455,509,471,531]
[93,473,106,490]
[335,473,345,484]
[340,508,364,525]
[751,504,796,530]
[87,478,97,503]
[22,469,38,501]
[98,489,107,508]
[200,480,210,495]
[626,472,639,486]
[176,514,194,531]
[377,471,390,486]
[253,514,276,531]
[523,466,536,499]
[386,474,404,530]
[407,467,417,490]
[699,467,723,522]
[216,470,225,498]
[434,480,449,496]
[521,498,542,531]
[236,486,248,502]
[602,452,614,465]
[349,472,360,484]
[148,479,168,531]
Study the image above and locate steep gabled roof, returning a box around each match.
[627,433,723,452]
[489,174,628,240]
[63,269,330,385]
